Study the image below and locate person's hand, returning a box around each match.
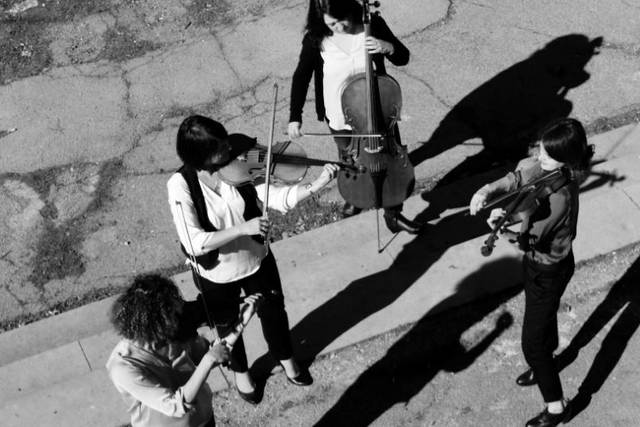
[205,341,230,366]
[365,36,393,55]
[316,164,340,187]
[239,293,263,326]
[240,216,270,237]
[288,122,303,139]
[469,191,488,215]
[487,208,506,229]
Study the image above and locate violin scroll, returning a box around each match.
[481,239,495,257]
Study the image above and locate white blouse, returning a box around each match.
[321,32,366,131]
[167,172,300,283]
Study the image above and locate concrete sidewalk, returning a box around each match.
[0,124,638,426]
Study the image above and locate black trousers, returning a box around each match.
[521,252,575,402]
[192,251,294,372]
[329,125,402,214]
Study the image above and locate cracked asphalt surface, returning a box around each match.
[1,0,639,331]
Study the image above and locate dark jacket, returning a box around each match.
[289,15,410,124]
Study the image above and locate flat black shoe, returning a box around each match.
[285,366,313,386]
[383,212,422,234]
[525,406,569,427]
[235,385,259,405]
[516,368,537,386]
[341,203,362,218]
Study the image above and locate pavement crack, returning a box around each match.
[600,40,640,57]
[120,68,134,121]
[512,25,556,40]
[459,0,495,10]
[622,188,640,211]
[3,283,30,308]
[77,340,93,371]
[403,0,457,40]
[0,250,14,266]
[209,31,243,87]
[398,70,452,109]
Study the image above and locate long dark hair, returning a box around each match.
[539,118,594,176]
[305,0,363,46]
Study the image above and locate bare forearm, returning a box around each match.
[297,177,328,202]
[182,354,216,403]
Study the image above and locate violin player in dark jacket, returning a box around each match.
[167,115,339,404]
[470,118,594,427]
[288,0,420,234]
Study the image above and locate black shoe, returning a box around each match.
[235,385,259,405]
[341,203,362,218]
[516,368,537,386]
[285,366,313,386]
[525,406,570,427]
[383,212,422,234]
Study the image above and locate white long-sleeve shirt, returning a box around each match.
[321,32,366,131]
[167,172,301,283]
[106,338,213,427]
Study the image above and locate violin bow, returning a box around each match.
[174,200,231,387]
[263,82,279,250]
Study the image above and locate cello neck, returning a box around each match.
[363,1,380,136]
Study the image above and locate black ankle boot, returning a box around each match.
[383,212,421,234]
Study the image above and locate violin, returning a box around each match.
[218,133,357,186]
[336,0,414,209]
[479,167,569,256]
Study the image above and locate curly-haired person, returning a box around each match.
[106,274,259,427]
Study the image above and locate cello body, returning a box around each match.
[336,3,414,210]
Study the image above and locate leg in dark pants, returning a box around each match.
[521,253,575,402]
[193,271,249,372]
[239,252,294,362]
[192,252,294,372]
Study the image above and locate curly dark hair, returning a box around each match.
[110,274,184,345]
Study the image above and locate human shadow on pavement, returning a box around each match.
[250,192,517,395]
[313,260,520,427]
[409,34,603,220]
[553,255,640,421]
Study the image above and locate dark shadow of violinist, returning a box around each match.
[313,260,520,427]
[408,33,603,220]
[550,255,640,421]
[249,191,517,392]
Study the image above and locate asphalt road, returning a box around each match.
[1,0,640,328]
[209,242,640,427]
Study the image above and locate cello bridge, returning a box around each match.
[363,146,383,154]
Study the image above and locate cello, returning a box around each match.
[337,0,415,210]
